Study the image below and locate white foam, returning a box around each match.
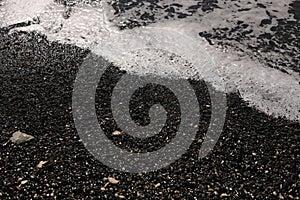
[1,1,300,121]
[0,0,54,27]
[92,22,300,121]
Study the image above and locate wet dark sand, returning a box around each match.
[0,31,299,199]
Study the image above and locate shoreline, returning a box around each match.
[0,30,299,199]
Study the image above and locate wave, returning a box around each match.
[1,0,299,121]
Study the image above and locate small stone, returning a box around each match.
[112,131,123,136]
[279,194,284,199]
[115,193,125,199]
[220,193,230,198]
[33,194,38,199]
[37,161,48,168]
[101,182,109,190]
[154,183,161,188]
[108,177,119,184]
[20,180,28,185]
[10,131,34,144]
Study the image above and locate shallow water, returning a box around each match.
[1,0,300,121]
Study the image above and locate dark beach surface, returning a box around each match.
[0,30,299,200]
[1,0,300,199]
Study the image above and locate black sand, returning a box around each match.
[0,30,299,199]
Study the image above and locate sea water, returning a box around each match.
[1,0,299,121]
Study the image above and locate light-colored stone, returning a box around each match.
[37,161,48,168]
[112,131,123,136]
[108,177,119,184]
[10,131,34,144]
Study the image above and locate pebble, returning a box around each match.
[20,180,28,185]
[154,183,161,188]
[279,193,284,199]
[10,131,35,144]
[115,193,126,199]
[37,161,48,168]
[112,130,123,136]
[108,177,119,184]
[220,193,230,198]
[101,182,110,190]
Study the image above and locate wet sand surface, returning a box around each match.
[0,30,299,199]
[0,0,300,199]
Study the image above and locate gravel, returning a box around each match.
[0,30,299,199]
